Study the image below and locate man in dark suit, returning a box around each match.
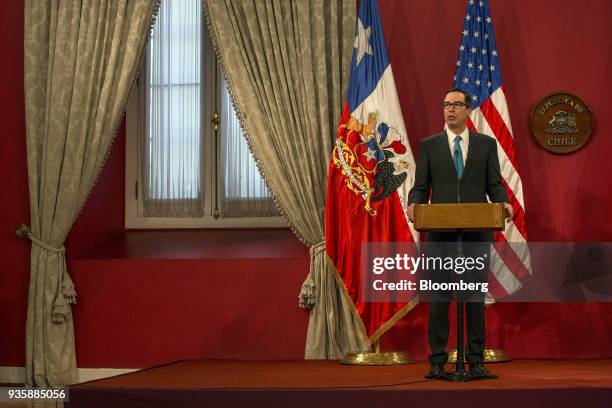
[407,88,513,378]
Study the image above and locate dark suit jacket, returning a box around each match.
[408,130,508,242]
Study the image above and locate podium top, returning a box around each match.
[413,203,505,232]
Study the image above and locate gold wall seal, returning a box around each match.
[529,92,593,154]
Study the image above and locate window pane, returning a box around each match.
[219,81,278,216]
[220,82,270,198]
[144,0,203,215]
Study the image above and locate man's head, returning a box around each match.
[443,88,472,132]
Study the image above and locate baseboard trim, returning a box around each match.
[0,366,138,384]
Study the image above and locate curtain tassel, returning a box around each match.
[299,241,327,310]
[17,223,77,323]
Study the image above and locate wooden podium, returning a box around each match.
[414,203,505,382]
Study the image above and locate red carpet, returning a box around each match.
[68,360,612,407]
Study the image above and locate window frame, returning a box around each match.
[125,9,285,229]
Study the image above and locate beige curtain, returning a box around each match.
[23,0,159,386]
[204,0,369,358]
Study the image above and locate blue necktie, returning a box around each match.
[453,136,464,179]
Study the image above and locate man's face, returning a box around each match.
[443,91,471,129]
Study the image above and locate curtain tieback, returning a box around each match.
[299,241,326,310]
[17,223,77,323]
[309,240,326,258]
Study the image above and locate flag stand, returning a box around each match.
[448,348,509,363]
[341,339,413,365]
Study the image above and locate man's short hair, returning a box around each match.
[444,88,472,109]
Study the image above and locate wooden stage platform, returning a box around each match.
[66,359,612,407]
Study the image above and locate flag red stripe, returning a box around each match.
[466,119,477,133]
[493,231,531,282]
[467,115,527,239]
[487,271,510,299]
[479,98,519,171]
[501,177,528,239]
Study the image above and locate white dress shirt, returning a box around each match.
[447,127,469,166]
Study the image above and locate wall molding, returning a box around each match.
[0,366,138,384]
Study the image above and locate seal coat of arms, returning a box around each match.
[332,111,410,216]
[530,92,593,154]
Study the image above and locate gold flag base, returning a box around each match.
[448,348,510,363]
[341,340,413,365]
[341,351,413,365]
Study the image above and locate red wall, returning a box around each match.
[64,123,126,259]
[0,0,29,367]
[1,0,612,369]
[70,256,309,368]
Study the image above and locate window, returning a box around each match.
[126,0,283,228]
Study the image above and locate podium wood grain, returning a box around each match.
[413,203,505,232]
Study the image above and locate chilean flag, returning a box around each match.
[325,0,418,344]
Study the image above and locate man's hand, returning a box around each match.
[407,204,415,222]
[504,202,513,220]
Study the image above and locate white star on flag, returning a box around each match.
[363,147,377,162]
[353,18,373,66]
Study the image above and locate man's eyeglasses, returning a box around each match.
[443,101,467,109]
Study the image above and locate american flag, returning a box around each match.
[453,0,531,299]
